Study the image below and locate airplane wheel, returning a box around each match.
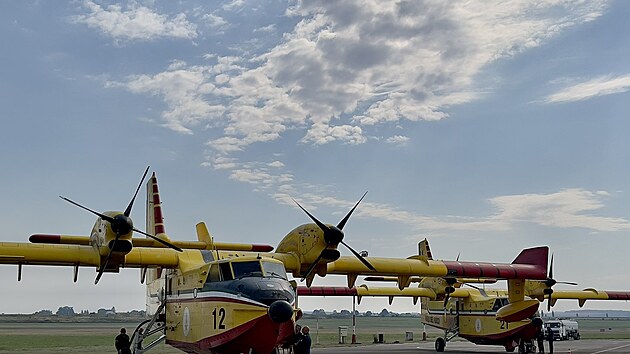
[435,337,446,352]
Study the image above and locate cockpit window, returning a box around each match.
[263,261,287,280]
[232,261,263,278]
[219,262,233,280]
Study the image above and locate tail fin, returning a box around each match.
[417,238,433,261]
[145,172,166,316]
[146,172,166,236]
[512,246,548,266]
[196,222,214,250]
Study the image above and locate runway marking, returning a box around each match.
[590,343,630,354]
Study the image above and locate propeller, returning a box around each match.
[543,254,578,311]
[295,192,375,282]
[60,166,183,284]
[443,277,457,308]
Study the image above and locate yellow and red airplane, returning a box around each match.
[299,240,630,353]
[0,168,558,354]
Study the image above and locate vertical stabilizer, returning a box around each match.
[145,172,166,316]
[417,238,433,260]
[146,172,166,236]
[195,222,214,249]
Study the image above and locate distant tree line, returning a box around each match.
[307,308,419,318]
[32,306,146,317]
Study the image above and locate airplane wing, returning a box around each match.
[298,285,473,305]
[548,289,630,308]
[324,245,548,282]
[0,241,180,268]
[29,234,274,252]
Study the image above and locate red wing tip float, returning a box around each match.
[0,169,555,354]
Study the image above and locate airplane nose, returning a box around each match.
[268,300,293,324]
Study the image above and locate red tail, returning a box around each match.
[512,246,548,269]
[146,173,166,235]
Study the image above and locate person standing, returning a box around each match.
[115,328,132,354]
[546,327,554,354]
[536,326,545,353]
[295,326,312,354]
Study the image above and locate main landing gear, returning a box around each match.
[435,337,446,352]
[130,301,167,354]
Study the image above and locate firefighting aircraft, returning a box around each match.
[0,168,556,354]
[299,240,630,354]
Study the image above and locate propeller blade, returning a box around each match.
[337,191,368,230]
[443,294,450,308]
[132,227,183,252]
[124,166,150,217]
[547,295,552,312]
[95,234,120,285]
[60,196,115,223]
[293,199,330,234]
[340,240,376,271]
[301,251,325,282]
[558,281,578,286]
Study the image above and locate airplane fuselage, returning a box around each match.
[150,253,298,354]
[422,293,542,352]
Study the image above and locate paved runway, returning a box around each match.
[311,339,630,353]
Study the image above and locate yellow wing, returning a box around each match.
[0,241,180,268]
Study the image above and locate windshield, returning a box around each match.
[263,261,288,279]
[232,261,263,278]
[547,323,560,328]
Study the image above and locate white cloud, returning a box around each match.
[72,1,197,42]
[107,64,223,134]
[489,188,630,231]
[286,188,630,233]
[202,13,228,29]
[254,24,277,34]
[302,123,366,145]
[268,161,285,168]
[112,1,607,151]
[545,75,630,103]
[386,135,410,145]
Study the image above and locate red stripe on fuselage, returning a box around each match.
[171,296,266,306]
[461,322,540,347]
[167,309,295,354]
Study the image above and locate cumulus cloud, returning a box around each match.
[488,189,630,231]
[386,135,410,145]
[291,188,630,233]
[73,1,197,42]
[110,1,606,153]
[545,74,630,103]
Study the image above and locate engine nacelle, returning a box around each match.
[496,299,539,322]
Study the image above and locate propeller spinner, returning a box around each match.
[295,192,376,282]
[60,166,182,284]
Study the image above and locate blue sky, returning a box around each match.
[2,0,630,314]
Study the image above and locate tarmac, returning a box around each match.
[310,339,630,353]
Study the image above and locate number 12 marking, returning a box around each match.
[213,307,226,329]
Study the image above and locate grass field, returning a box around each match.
[1,317,630,353]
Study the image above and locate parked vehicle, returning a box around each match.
[545,320,579,340]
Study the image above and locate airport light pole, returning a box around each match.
[352,295,357,344]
